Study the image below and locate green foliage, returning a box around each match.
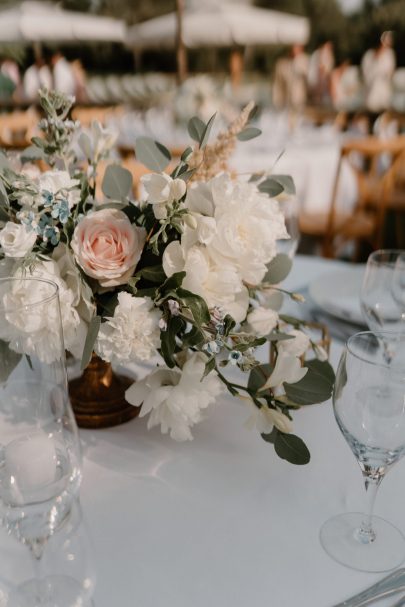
[102,164,133,200]
[81,316,101,371]
[284,359,334,405]
[264,254,293,284]
[135,137,171,172]
[237,127,262,141]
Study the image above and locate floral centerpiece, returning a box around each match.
[0,90,334,465]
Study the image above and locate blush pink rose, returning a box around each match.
[71,209,146,288]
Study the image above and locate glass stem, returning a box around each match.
[28,540,47,605]
[356,471,384,544]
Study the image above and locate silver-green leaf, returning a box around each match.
[102,164,133,200]
[135,137,171,172]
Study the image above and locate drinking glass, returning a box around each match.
[0,277,82,605]
[361,249,405,334]
[320,331,405,572]
[392,251,405,314]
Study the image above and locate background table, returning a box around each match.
[1,255,404,607]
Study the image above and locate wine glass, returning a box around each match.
[320,331,405,572]
[0,277,82,605]
[392,251,405,315]
[361,249,405,333]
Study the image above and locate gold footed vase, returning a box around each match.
[68,353,140,429]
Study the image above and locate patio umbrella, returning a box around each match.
[0,1,125,44]
[126,1,310,49]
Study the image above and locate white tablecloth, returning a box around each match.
[1,255,404,607]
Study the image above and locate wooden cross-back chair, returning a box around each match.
[299,135,405,259]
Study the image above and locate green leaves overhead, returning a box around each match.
[102,164,133,200]
[284,359,334,406]
[265,253,292,284]
[135,137,171,172]
[237,127,262,141]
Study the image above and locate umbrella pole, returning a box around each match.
[175,0,187,84]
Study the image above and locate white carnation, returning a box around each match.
[278,329,310,357]
[125,352,223,441]
[95,292,160,365]
[247,306,279,337]
[0,222,37,258]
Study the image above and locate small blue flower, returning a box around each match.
[42,190,54,207]
[203,340,221,355]
[229,350,242,365]
[42,225,60,245]
[51,198,70,224]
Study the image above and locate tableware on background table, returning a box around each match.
[0,277,82,606]
[309,266,366,325]
[331,568,405,607]
[320,331,405,572]
[361,250,405,334]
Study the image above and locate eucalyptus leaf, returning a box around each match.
[102,164,133,200]
[200,112,217,149]
[247,363,273,393]
[265,254,292,284]
[236,127,262,141]
[202,356,216,379]
[135,137,171,172]
[21,145,46,163]
[274,432,310,465]
[271,174,296,195]
[176,287,210,326]
[258,177,284,197]
[0,179,8,206]
[181,146,193,162]
[187,116,205,143]
[160,316,184,368]
[80,315,101,371]
[284,359,334,406]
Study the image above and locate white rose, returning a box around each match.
[0,222,37,258]
[278,329,310,357]
[247,306,279,337]
[125,352,223,441]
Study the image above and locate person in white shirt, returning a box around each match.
[51,52,76,96]
[23,57,53,103]
[361,31,396,113]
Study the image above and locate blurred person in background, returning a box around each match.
[0,58,22,102]
[52,51,75,96]
[23,55,52,103]
[361,31,396,113]
[71,59,88,103]
[308,40,335,106]
[272,44,309,111]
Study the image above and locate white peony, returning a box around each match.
[0,222,37,257]
[95,292,160,364]
[125,352,223,441]
[260,352,307,391]
[278,329,310,357]
[141,173,187,219]
[0,259,87,362]
[247,306,279,337]
[186,174,289,285]
[38,170,81,209]
[163,241,249,322]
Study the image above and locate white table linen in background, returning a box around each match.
[1,256,404,607]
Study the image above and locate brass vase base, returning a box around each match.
[68,354,140,429]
